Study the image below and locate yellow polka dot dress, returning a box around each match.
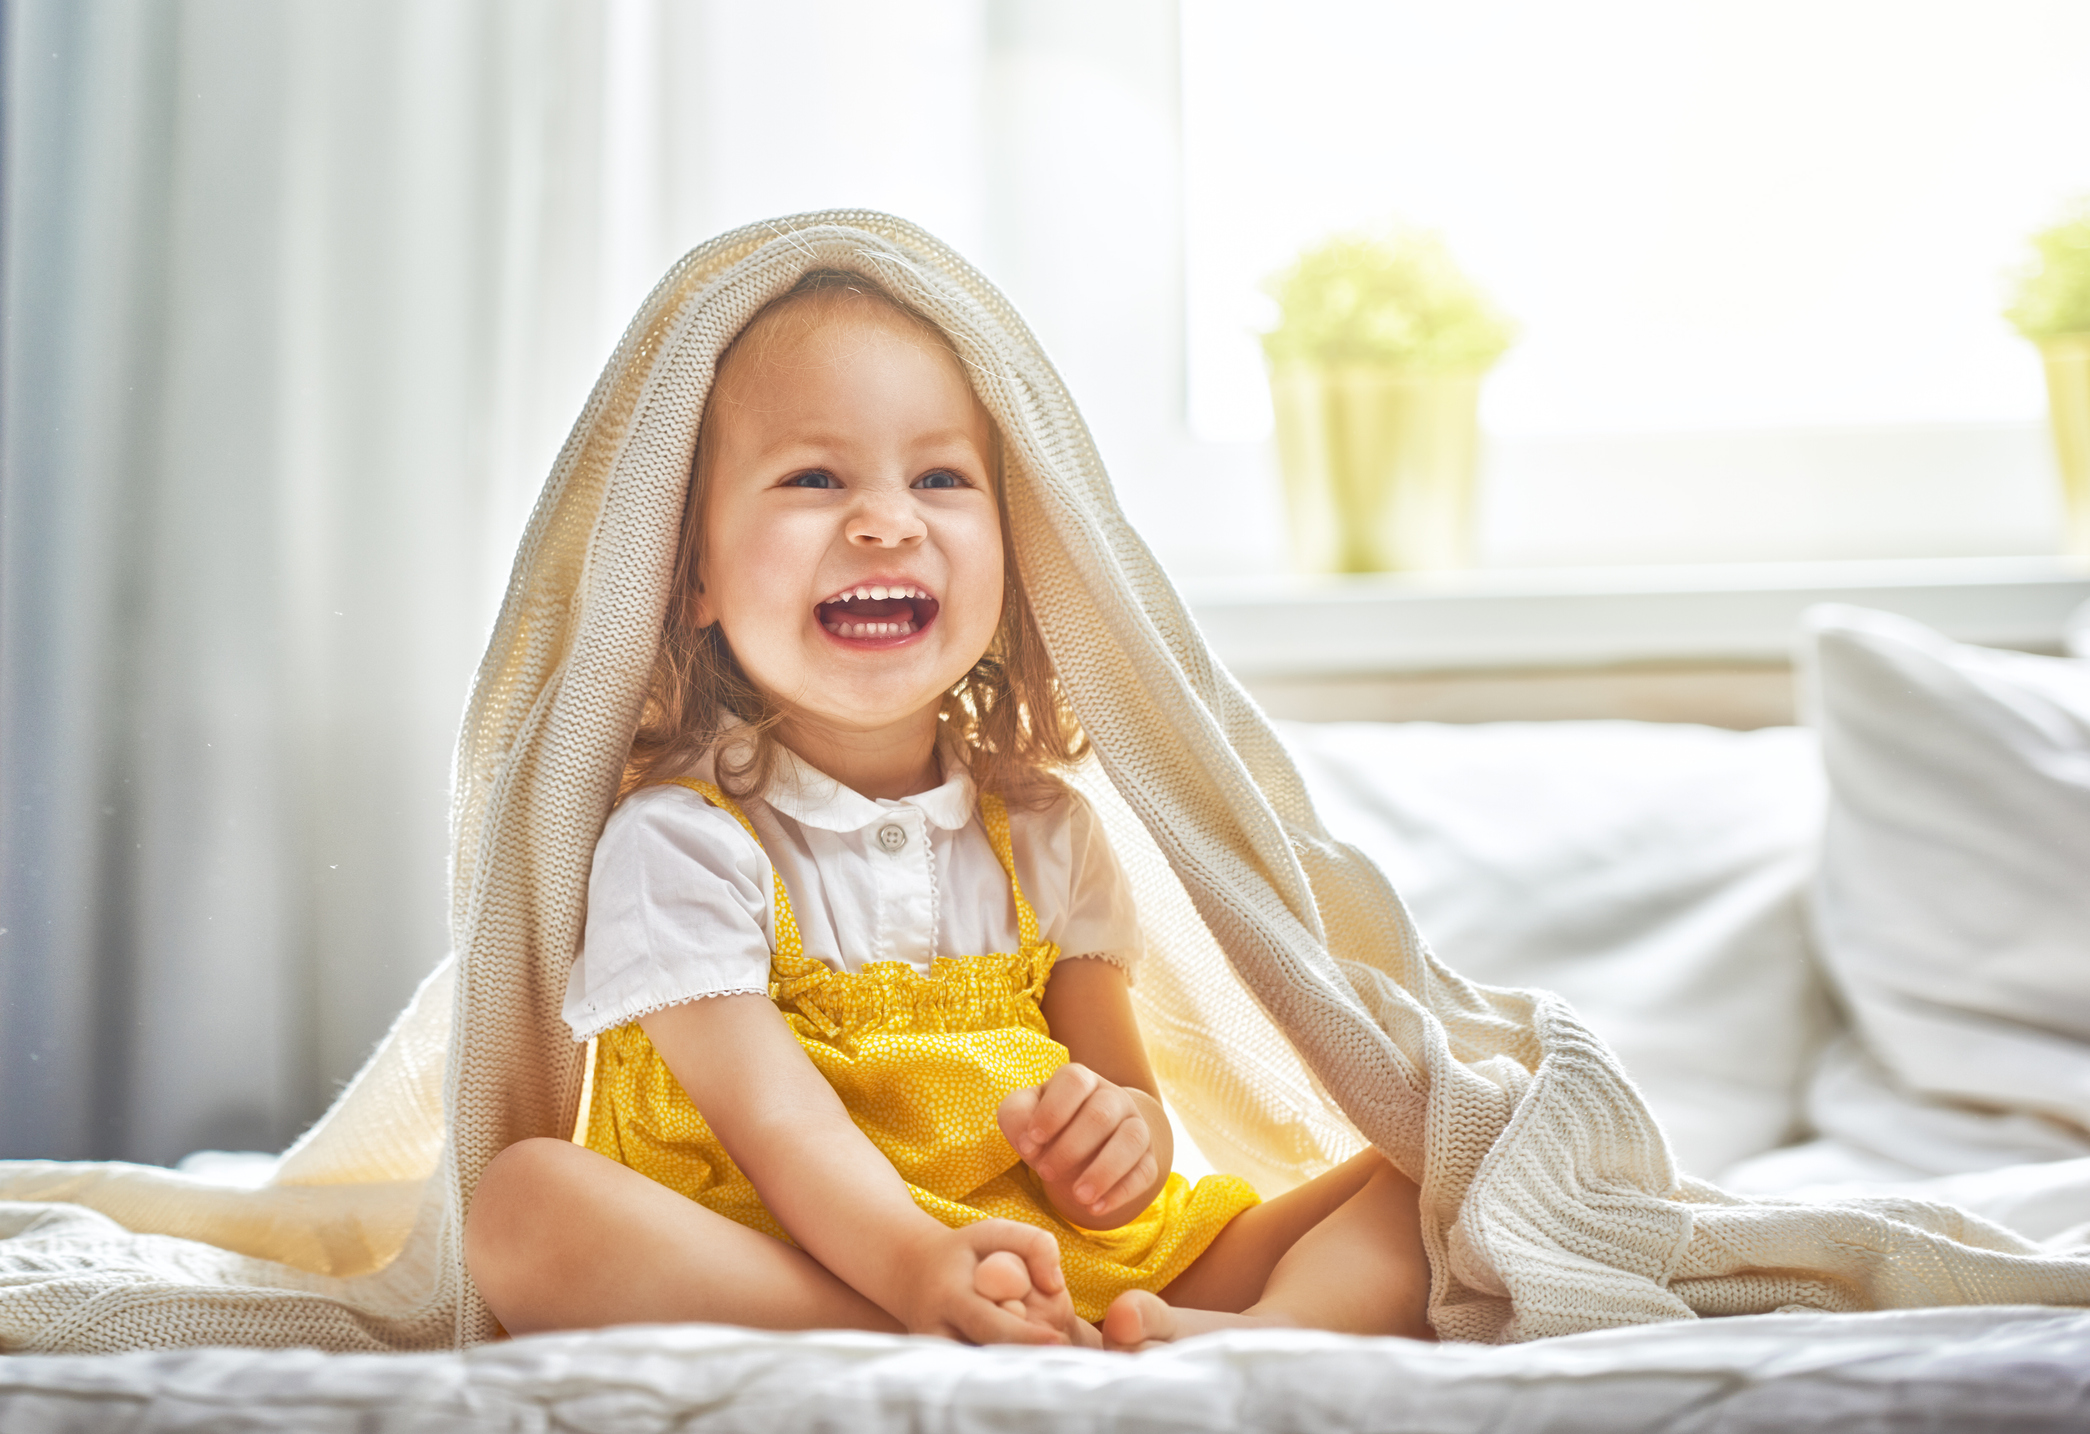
[585,780,1261,1322]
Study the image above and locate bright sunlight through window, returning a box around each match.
[1182,0,2090,566]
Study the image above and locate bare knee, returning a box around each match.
[468,1138,582,1245]
[465,1138,593,1318]
[1356,1151,1431,1337]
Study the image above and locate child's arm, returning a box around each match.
[640,995,1080,1344]
[1001,957,1176,1229]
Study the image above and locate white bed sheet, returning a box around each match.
[5,1307,2088,1433]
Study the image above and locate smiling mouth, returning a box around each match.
[816,583,940,641]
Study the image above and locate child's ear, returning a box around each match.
[687,574,715,630]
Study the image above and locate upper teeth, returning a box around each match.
[831,584,926,603]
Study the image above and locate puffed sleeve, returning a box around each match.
[561,784,775,1041]
[1017,787,1146,981]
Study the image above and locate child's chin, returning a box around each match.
[804,664,965,719]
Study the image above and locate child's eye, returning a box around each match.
[781,470,840,489]
[914,469,967,490]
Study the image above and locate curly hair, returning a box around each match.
[618,270,1086,806]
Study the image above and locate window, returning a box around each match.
[1181,0,2090,566]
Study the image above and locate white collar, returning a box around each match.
[749,733,979,834]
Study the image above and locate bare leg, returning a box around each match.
[1101,1150,1432,1349]
[1153,1148,1385,1314]
[466,1138,901,1336]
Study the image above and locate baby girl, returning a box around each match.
[462,268,1434,1349]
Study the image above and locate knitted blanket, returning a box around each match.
[3,213,2085,1353]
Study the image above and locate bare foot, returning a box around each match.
[1101,1289,1296,1352]
[975,1249,1104,1348]
[975,1250,1032,1320]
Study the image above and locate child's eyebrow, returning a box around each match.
[747,429,990,466]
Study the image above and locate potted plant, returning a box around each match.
[1262,229,1515,573]
[2005,198,2090,556]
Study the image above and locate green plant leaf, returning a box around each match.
[1262,229,1516,372]
[2005,197,2090,341]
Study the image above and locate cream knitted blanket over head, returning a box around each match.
[4,212,2086,1354]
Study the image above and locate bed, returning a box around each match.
[6,607,2089,1432]
[5,1307,2089,1432]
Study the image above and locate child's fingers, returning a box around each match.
[957,1224,1089,1349]
[1021,1064,1101,1153]
[966,1218,1067,1296]
[1013,1263,1090,1346]
[1070,1123,1157,1212]
[952,1294,1067,1347]
[1088,1150,1162,1218]
[1032,1084,1136,1184]
[996,1086,1043,1153]
[1011,1221,1069,1296]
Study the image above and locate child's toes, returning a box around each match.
[1101,1290,1175,1351]
[975,1249,1032,1304]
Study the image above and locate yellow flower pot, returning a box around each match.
[2041,336,2090,556]
[1269,364,1482,573]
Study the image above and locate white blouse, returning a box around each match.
[562,743,1144,1042]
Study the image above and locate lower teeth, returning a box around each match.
[826,620,916,638]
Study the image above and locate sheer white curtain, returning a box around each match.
[0,0,1190,1163]
[1,0,625,1164]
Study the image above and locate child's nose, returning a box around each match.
[844,489,927,548]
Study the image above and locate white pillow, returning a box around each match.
[1799,603,2090,1166]
[1282,718,1828,1177]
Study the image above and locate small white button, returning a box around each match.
[875,822,908,853]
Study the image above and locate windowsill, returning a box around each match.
[1181,555,2090,679]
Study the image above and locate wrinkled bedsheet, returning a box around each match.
[5,1307,2088,1433]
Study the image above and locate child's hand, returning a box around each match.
[972,1245,1101,1349]
[895,1219,1092,1347]
[999,1064,1163,1228]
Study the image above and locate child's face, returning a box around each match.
[694,294,1003,745]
